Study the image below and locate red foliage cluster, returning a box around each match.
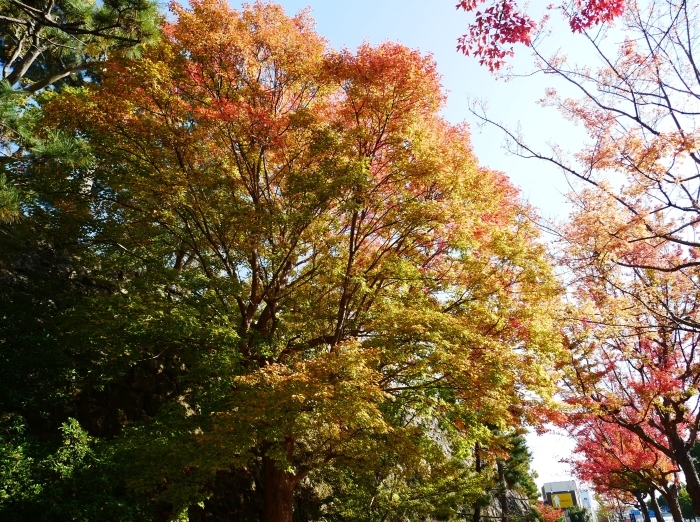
[569,0,625,32]
[456,0,535,71]
[537,504,565,522]
[567,417,677,495]
[456,0,625,70]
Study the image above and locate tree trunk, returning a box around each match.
[473,501,482,522]
[473,443,483,522]
[662,484,684,522]
[634,491,652,522]
[649,489,665,522]
[668,432,700,516]
[497,460,508,522]
[262,439,298,522]
[680,456,700,516]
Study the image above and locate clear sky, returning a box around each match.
[264,0,589,491]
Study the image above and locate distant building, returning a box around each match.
[580,490,596,520]
[542,481,597,521]
[542,480,582,509]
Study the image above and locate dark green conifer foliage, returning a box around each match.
[0,0,159,92]
[569,506,592,522]
[504,433,539,500]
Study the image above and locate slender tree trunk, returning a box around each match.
[473,443,483,522]
[262,438,298,522]
[634,491,652,522]
[650,489,665,522]
[497,460,508,522]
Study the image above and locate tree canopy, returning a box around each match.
[0,1,561,520]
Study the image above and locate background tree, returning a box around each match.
[0,0,159,92]
[569,506,593,522]
[566,416,682,522]
[558,253,700,515]
[0,88,202,518]
[538,504,565,522]
[0,172,20,222]
[503,433,539,501]
[469,0,700,514]
[0,0,160,235]
[597,491,634,522]
[468,430,541,522]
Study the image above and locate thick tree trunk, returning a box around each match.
[667,429,700,516]
[659,418,700,515]
[634,491,652,522]
[662,485,684,522]
[262,439,298,522]
[649,489,665,522]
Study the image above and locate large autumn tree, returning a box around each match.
[36,1,562,519]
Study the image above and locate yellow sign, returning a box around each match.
[551,493,574,508]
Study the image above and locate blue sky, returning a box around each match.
[269,0,582,488]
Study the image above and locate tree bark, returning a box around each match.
[473,443,483,522]
[5,31,43,86]
[662,484,683,522]
[671,441,700,516]
[497,460,508,522]
[634,491,652,522]
[262,438,298,522]
[649,489,665,522]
